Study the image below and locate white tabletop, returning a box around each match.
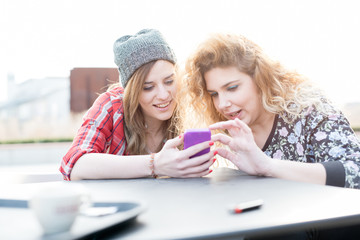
[1,167,360,239]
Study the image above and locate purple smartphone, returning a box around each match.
[183,128,211,158]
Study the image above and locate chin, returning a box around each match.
[157,113,173,121]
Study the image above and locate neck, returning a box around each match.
[145,118,165,136]
[250,111,276,149]
[145,119,166,153]
[250,111,275,136]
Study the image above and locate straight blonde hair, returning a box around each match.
[122,61,182,155]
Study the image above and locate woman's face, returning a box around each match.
[139,60,177,124]
[204,66,266,128]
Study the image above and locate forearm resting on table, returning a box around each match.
[70,153,152,180]
[267,158,326,185]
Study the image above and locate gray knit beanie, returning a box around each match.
[113,29,176,88]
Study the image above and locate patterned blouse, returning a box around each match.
[263,103,360,189]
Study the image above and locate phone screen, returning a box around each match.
[183,128,211,158]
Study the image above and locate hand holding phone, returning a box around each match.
[183,128,211,158]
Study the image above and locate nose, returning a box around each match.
[217,93,231,110]
[156,84,170,100]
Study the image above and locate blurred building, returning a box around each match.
[70,68,119,113]
[342,102,360,128]
[0,76,70,123]
[0,68,119,141]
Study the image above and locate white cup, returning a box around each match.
[29,183,90,235]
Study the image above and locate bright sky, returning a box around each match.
[1,0,360,106]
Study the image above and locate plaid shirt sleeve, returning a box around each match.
[60,87,126,180]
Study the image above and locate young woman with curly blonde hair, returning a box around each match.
[184,33,360,189]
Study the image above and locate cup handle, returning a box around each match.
[79,192,92,212]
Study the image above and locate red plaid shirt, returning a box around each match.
[60,87,127,180]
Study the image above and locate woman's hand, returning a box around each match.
[209,118,271,176]
[154,135,216,178]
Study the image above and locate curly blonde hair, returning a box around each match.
[183,33,330,126]
[110,61,182,155]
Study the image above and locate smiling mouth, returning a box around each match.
[229,110,241,118]
[154,101,171,108]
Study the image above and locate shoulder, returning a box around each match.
[283,99,341,123]
[278,100,353,136]
[107,86,125,97]
[100,86,124,101]
[304,101,345,126]
[295,101,355,140]
[94,86,124,107]
[85,86,125,118]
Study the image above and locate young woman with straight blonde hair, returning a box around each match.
[60,29,215,180]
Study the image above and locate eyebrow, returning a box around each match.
[144,73,174,84]
[207,79,240,92]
